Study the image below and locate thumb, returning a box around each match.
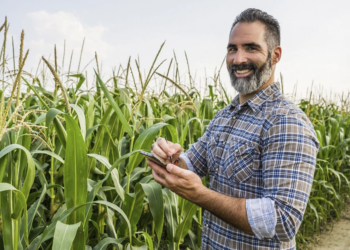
[166,164,188,179]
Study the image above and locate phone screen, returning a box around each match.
[140,150,167,168]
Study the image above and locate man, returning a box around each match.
[147,8,319,250]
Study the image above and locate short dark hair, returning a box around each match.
[231,8,280,50]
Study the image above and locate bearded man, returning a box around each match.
[147,8,319,250]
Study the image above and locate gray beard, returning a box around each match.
[228,54,272,95]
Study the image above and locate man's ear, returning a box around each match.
[271,46,282,65]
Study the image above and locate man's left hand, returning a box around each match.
[147,160,204,202]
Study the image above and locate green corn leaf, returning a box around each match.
[0,183,29,246]
[163,123,179,144]
[95,200,132,243]
[179,117,201,145]
[105,208,117,238]
[95,70,133,137]
[200,99,214,120]
[46,108,64,130]
[162,189,179,242]
[34,113,46,125]
[52,221,81,250]
[46,108,67,148]
[69,73,86,92]
[139,181,164,244]
[122,167,146,189]
[86,124,99,141]
[0,144,35,234]
[92,237,125,250]
[174,200,198,245]
[83,150,140,242]
[0,144,35,200]
[136,232,153,249]
[31,150,64,164]
[22,77,50,109]
[28,200,131,250]
[63,114,88,249]
[70,104,86,141]
[118,185,145,238]
[143,98,155,128]
[0,156,6,183]
[20,184,47,247]
[53,118,68,149]
[88,153,124,201]
[126,122,169,174]
[184,229,198,250]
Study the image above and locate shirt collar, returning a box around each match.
[229,82,281,112]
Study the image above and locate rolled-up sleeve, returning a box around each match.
[257,113,319,241]
[246,198,277,239]
[180,152,194,171]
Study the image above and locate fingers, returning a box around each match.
[166,164,190,179]
[147,160,168,178]
[157,137,176,156]
[171,143,182,156]
[152,169,167,186]
[152,138,181,162]
[151,142,169,160]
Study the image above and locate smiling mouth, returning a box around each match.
[234,69,253,77]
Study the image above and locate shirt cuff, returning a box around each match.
[179,152,194,172]
[246,198,277,239]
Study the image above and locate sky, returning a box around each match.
[1,0,350,100]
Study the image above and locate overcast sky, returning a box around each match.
[1,0,349,100]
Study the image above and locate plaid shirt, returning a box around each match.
[181,83,319,250]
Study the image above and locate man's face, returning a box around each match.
[226,21,272,95]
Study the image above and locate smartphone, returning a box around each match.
[140,150,167,168]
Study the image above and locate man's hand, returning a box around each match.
[147,160,254,236]
[151,137,182,166]
[147,160,204,202]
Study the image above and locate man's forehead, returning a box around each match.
[229,21,267,46]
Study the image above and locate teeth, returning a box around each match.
[236,69,251,74]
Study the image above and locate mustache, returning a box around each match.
[229,62,258,72]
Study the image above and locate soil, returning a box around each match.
[312,205,350,250]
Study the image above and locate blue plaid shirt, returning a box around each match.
[181,83,319,249]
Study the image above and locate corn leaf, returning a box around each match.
[118,186,145,238]
[139,181,164,244]
[63,114,88,249]
[92,237,125,250]
[88,153,124,201]
[31,150,64,164]
[70,104,86,141]
[95,70,133,137]
[52,221,81,250]
[0,183,29,246]
[126,122,169,174]
[69,73,86,92]
[174,200,198,245]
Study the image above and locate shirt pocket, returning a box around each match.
[224,141,256,183]
[207,133,219,170]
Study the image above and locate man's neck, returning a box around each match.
[238,76,275,104]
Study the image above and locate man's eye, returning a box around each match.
[247,47,256,51]
[227,48,236,52]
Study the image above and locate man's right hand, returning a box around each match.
[151,137,182,165]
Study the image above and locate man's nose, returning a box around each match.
[233,49,247,65]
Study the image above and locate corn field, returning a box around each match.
[0,17,350,250]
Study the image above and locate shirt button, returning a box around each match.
[223,141,226,145]
[232,116,236,119]
[206,224,209,227]
[235,149,238,153]
[215,168,218,172]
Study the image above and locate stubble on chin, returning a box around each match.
[228,54,272,95]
